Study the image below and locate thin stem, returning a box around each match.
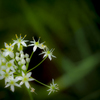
[30,51,34,59]
[35,78,49,88]
[27,56,47,73]
[14,60,19,67]
[14,60,21,74]
[26,87,33,100]
[26,51,34,70]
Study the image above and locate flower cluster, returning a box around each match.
[0,34,58,95]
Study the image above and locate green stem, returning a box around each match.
[14,60,21,74]
[35,78,49,88]
[30,51,34,59]
[27,56,47,73]
[26,51,34,70]
[26,87,33,100]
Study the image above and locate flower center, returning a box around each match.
[7,62,12,67]
[35,42,39,46]
[5,73,9,78]
[51,85,55,90]
[47,51,50,55]
[10,80,15,85]
[1,62,6,66]
[8,47,12,51]
[23,76,28,82]
[18,39,21,43]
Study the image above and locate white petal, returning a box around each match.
[9,52,14,58]
[0,76,4,80]
[52,55,56,58]
[39,52,45,55]
[5,84,10,88]
[5,79,8,84]
[27,72,32,77]
[15,83,20,87]
[28,78,35,81]
[43,54,47,58]
[4,52,9,56]
[4,42,7,47]
[25,82,30,89]
[48,55,52,60]
[20,81,24,85]
[52,79,54,84]
[22,71,25,76]
[15,76,22,81]
[33,46,37,52]
[28,44,34,46]
[6,68,10,72]
[30,41,34,43]
[11,85,14,92]
[21,42,27,47]
[24,40,29,42]
[18,43,20,49]
[12,42,16,46]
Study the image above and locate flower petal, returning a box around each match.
[15,76,22,81]
[25,82,30,89]
[15,83,20,87]
[0,76,4,80]
[21,42,27,47]
[33,46,37,52]
[28,78,35,81]
[5,84,10,88]
[20,81,24,85]
[11,85,14,92]
[27,72,32,77]
[22,71,25,76]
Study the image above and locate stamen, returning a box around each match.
[15,34,18,38]
[24,35,27,37]
[2,48,4,50]
[32,37,34,40]
[6,43,8,46]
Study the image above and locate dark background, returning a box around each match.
[0,0,100,100]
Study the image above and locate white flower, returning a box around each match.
[25,53,29,58]
[0,50,6,65]
[21,59,26,65]
[12,34,28,48]
[5,75,20,92]
[47,79,59,95]
[18,71,34,89]
[29,37,45,52]
[22,65,26,70]
[39,43,46,50]
[39,48,56,60]
[6,59,16,72]
[30,87,37,94]
[3,43,14,58]
[15,56,20,61]
[0,70,5,80]
[26,58,30,63]
[30,87,35,92]
[0,70,14,84]
[21,54,24,58]
[16,52,20,56]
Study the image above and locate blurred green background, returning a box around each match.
[0,0,100,100]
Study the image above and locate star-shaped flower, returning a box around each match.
[47,79,59,95]
[29,37,45,52]
[5,75,20,92]
[39,47,56,60]
[18,71,34,89]
[3,43,14,58]
[12,34,28,49]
